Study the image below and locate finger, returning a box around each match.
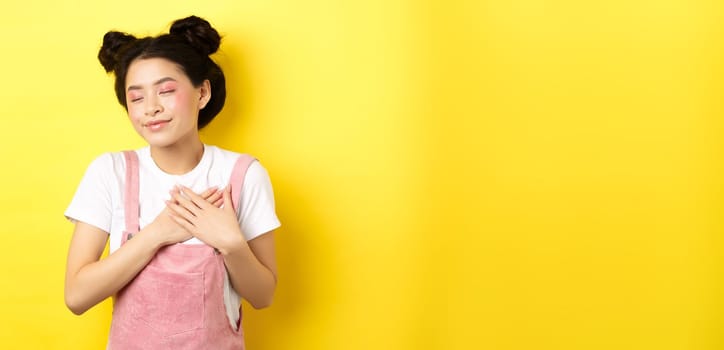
[168,187,184,205]
[166,200,197,223]
[174,186,219,203]
[206,189,223,205]
[212,196,223,208]
[200,186,219,200]
[171,188,202,215]
[180,186,213,210]
[168,212,197,235]
[222,185,235,213]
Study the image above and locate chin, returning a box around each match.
[142,134,180,148]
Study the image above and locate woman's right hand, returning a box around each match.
[150,187,224,246]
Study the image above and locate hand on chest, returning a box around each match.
[137,170,230,228]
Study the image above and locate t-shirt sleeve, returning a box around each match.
[238,161,281,241]
[64,153,115,234]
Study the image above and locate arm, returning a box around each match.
[167,185,278,309]
[64,221,167,315]
[222,231,278,309]
[65,188,224,315]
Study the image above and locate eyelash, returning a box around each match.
[129,90,175,103]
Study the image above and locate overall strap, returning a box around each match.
[229,154,256,213]
[122,150,140,243]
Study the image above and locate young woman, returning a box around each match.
[64,16,280,349]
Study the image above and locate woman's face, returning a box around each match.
[124,57,210,149]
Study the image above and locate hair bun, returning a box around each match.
[98,31,137,72]
[169,16,221,56]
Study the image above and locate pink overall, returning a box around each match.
[107,151,255,349]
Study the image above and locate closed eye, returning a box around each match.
[160,89,175,95]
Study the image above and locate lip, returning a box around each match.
[144,119,171,131]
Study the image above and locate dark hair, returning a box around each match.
[98,16,225,129]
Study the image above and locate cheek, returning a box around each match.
[126,105,146,126]
[172,90,192,109]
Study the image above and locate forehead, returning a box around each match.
[125,57,189,87]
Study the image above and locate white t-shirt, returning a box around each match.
[64,144,281,328]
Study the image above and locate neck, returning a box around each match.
[150,138,205,175]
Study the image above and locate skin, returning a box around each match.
[65,57,278,315]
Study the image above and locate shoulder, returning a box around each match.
[207,145,256,163]
[245,161,270,184]
[208,145,272,186]
[81,149,145,183]
[83,152,124,178]
[207,145,262,171]
[86,152,115,168]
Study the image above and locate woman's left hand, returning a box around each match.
[166,185,245,254]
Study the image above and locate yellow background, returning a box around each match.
[0,0,721,349]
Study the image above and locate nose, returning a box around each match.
[144,96,163,117]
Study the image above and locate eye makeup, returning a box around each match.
[127,91,143,103]
[159,82,177,94]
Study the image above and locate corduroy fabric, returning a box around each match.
[108,151,255,349]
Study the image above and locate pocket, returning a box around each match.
[130,264,205,336]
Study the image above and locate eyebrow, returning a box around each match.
[126,77,178,92]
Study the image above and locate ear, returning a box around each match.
[198,79,211,110]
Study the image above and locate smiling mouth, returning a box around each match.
[144,119,171,130]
